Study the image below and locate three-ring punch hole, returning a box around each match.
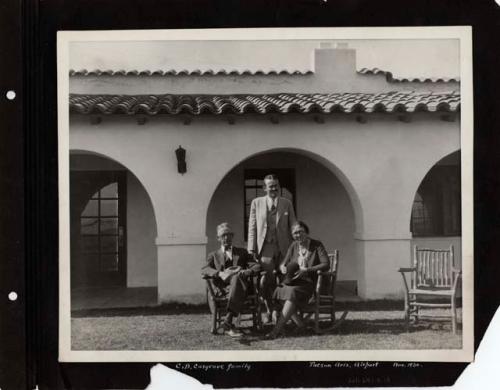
[8,291,18,301]
[4,92,18,303]
[6,90,16,100]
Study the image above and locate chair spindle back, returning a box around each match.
[412,245,455,289]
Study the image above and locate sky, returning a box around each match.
[69,39,460,78]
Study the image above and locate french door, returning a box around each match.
[70,171,127,287]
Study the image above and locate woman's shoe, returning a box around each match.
[262,331,278,340]
[290,325,308,336]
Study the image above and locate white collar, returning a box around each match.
[221,245,233,254]
[266,196,278,209]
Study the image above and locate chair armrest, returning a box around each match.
[398,267,416,273]
[203,276,219,298]
[451,267,462,291]
[317,270,336,277]
[315,273,323,295]
[452,266,462,275]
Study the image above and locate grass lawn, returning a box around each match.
[71,306,462,350]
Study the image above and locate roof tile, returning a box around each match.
[69,69,313,77]
[69,92,460,116]
[357,68,460,83]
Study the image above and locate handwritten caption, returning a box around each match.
[175,363,252,372]
[309,361,422,369]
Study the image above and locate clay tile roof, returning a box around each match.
[69,69,313,77]
[357,68,460,83]
[69,91,460,116]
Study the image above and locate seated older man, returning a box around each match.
[202,222,261,337]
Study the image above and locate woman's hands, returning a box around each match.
[295,268,309,278]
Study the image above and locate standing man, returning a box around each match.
[247,174,297,323]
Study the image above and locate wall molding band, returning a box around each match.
[354,231,412,241]
[155,236,208,246]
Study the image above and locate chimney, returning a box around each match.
[313,42,357,91]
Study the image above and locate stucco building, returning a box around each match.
[68,44,461,304]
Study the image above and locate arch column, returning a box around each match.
[156,236,208,304]
[355,233,411,300]
[352,169,418,299]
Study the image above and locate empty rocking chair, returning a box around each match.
[398,245,461,333]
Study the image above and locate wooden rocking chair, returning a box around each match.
[299,250,348,334]
[203,274,263,334]
[398,245,461,333]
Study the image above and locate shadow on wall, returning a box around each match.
[205,151,357,281]
[70,151,159,288]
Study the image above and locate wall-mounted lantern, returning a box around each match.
[175,145,187,174]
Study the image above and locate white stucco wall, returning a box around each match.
[70,153,158,288]
[126,173,158,287]
[69,112,460,302]
[206,152,357,281]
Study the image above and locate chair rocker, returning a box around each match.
[299,250,348,334]
[398,245,461,334]
[203,274,263,335]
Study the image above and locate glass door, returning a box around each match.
[71,171,126,287]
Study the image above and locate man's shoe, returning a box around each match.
[224,327,243,337]
[261,330,279,340]
[221,321,243,337]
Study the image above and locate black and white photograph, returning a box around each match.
[57,27,473,362]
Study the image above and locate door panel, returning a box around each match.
[70,171,127,287]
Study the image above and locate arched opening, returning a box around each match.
[205,150,358,288]
[410,150,461,266]
[70,151,158,291]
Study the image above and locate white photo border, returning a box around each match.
[58,26,474,363]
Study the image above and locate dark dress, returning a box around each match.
[273,239,329,308]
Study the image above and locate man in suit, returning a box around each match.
[202,222,260,337]
[247,174,297,322]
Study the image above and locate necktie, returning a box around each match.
[224,247,231,267]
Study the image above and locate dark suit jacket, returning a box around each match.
[281,239,330,284]
[201,246,260,279]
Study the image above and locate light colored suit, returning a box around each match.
[247,196,297,258]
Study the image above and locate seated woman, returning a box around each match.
[264,221,329,339]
